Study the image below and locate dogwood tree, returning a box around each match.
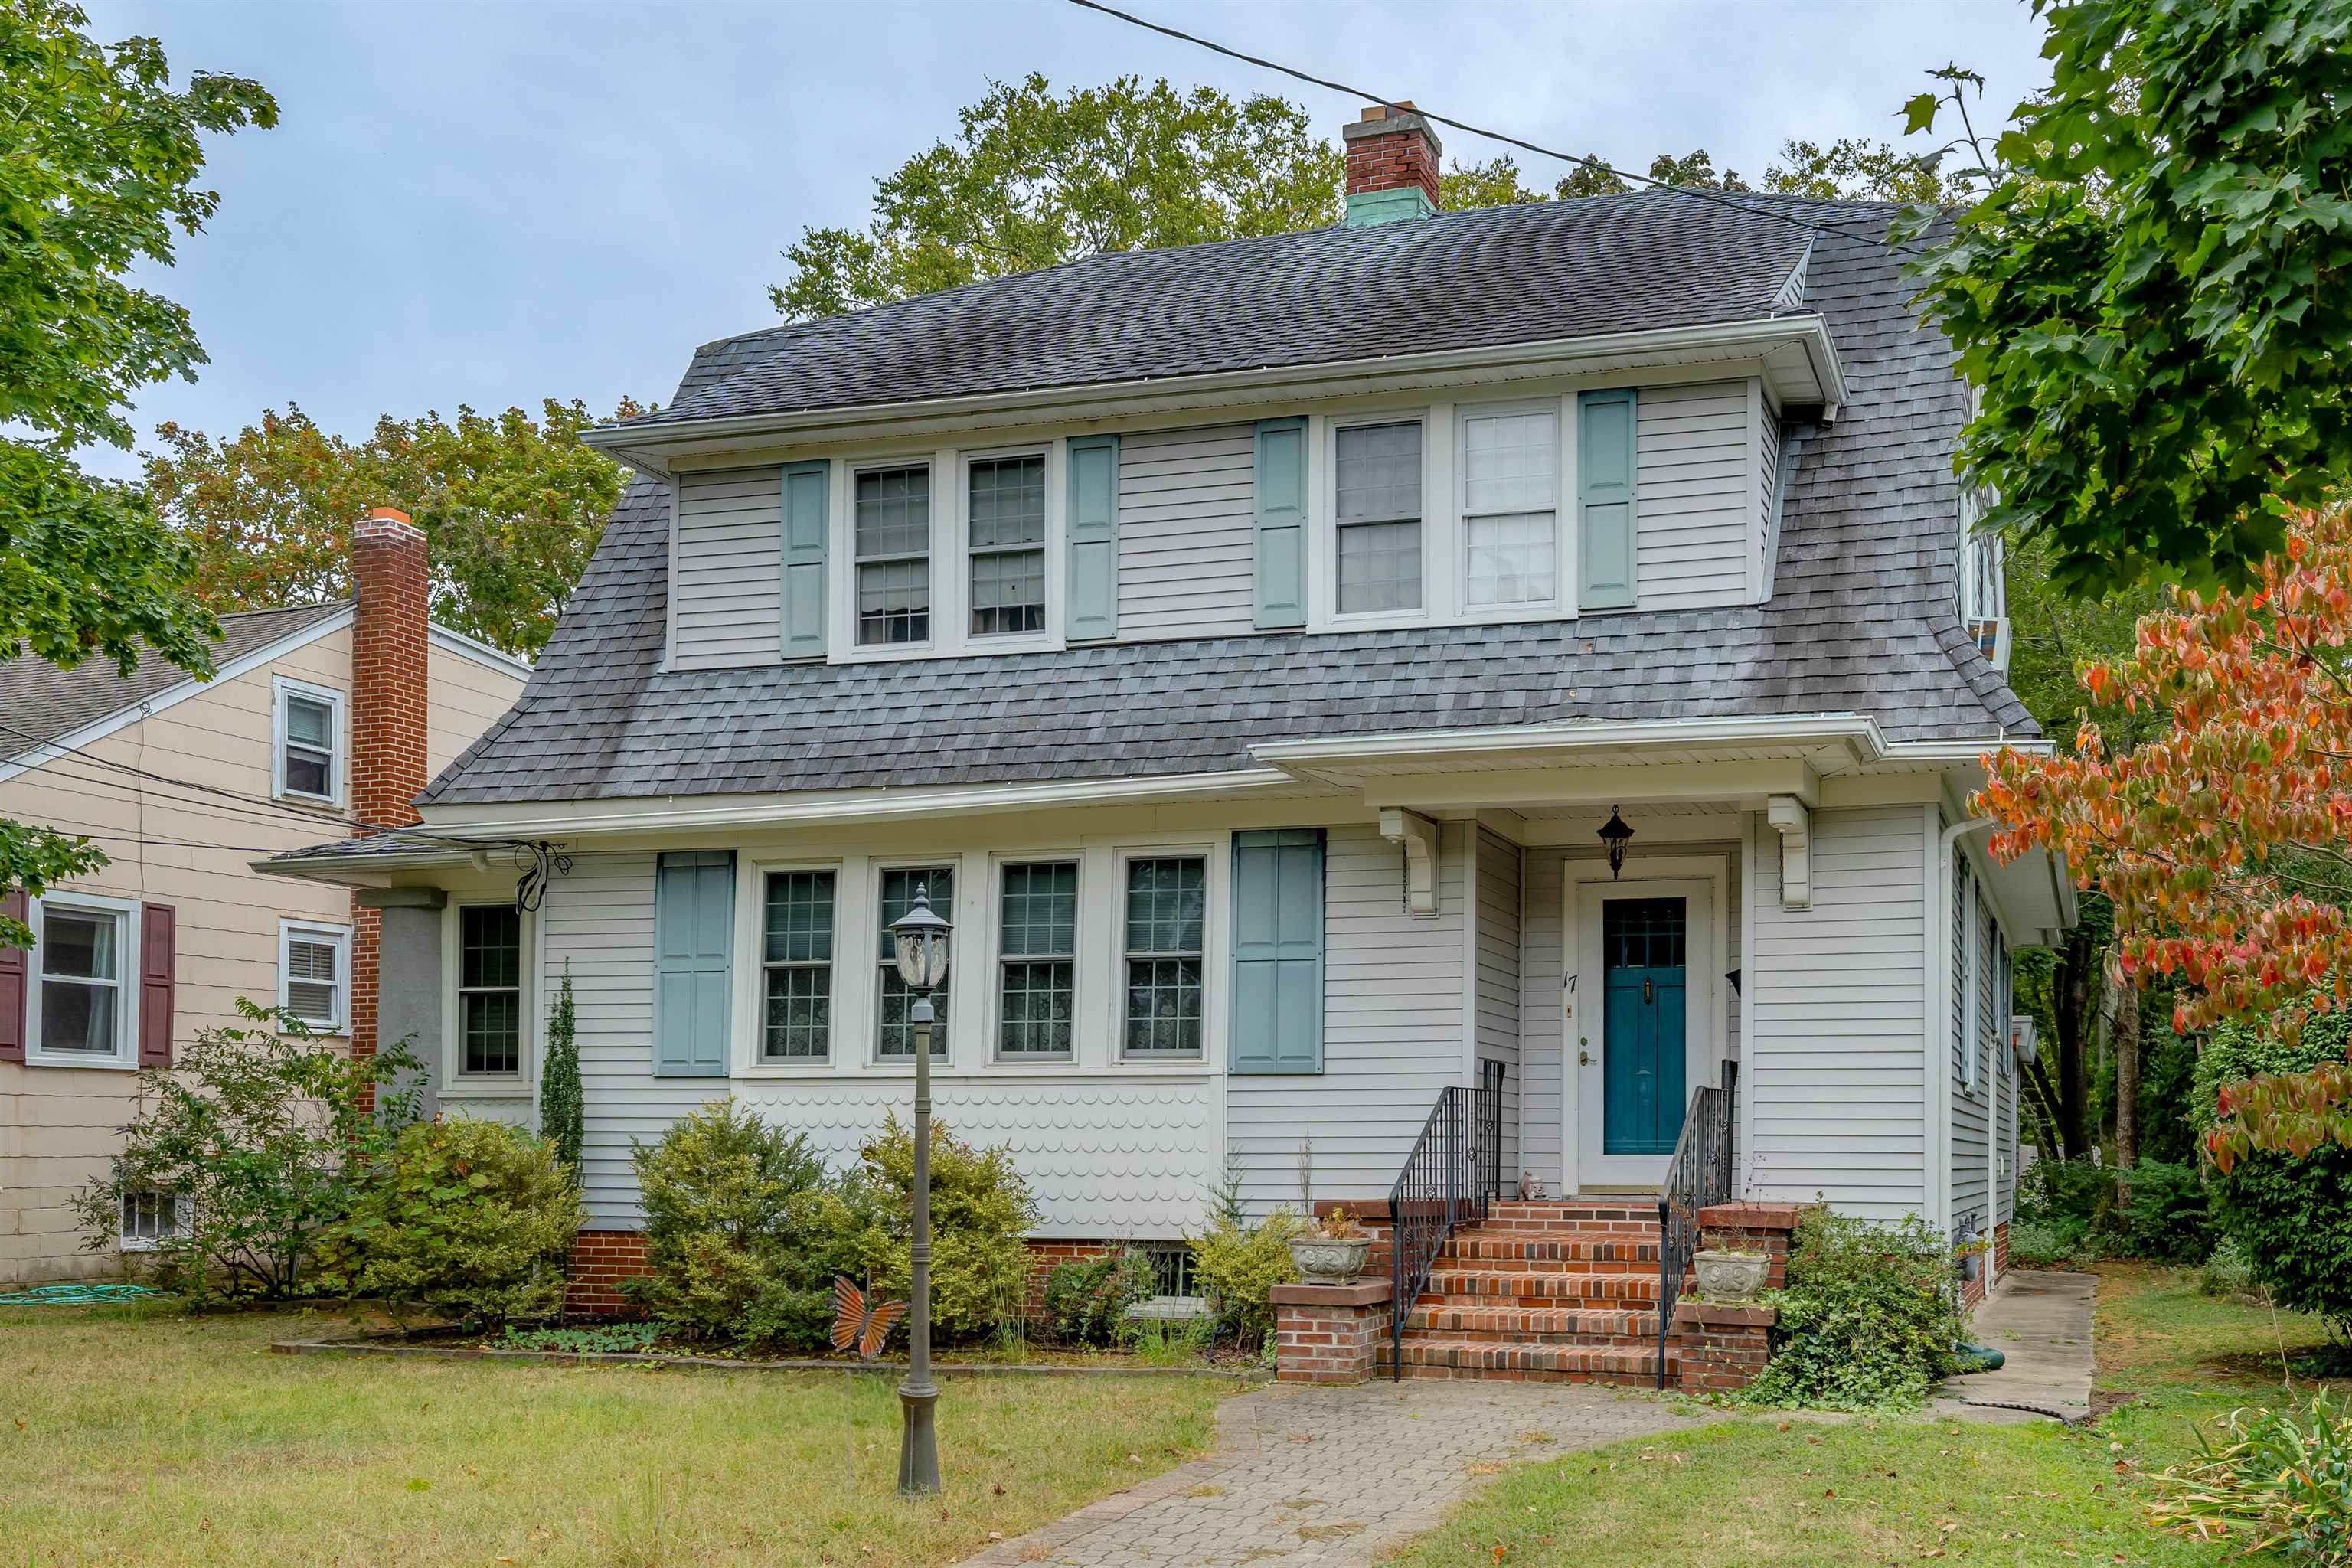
[1981,505,2352,1165]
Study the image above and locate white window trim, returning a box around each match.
[1112,845,1213,1064]
[1455,398,1570,619]
[988,853,1085,1067]
[1320,409,1438,632]
[960,443,1060,653]
[24,890,142,1070]
[754,861,842,1067]
[440,899,535,1093]
[271,675,348,808]
[118,1189,186,1253]
[276,917,352,1034]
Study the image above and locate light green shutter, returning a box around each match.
[1253,417,1307,629]
[1578,389,1638,611]
[779,460,829,658]
[1065,434,1119,641]
[655,850,733,1076]
[1230,828,1324,1073]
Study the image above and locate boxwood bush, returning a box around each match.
[821,1112,1038,1341]
[2197,1014,2352,1341]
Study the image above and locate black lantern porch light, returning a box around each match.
[1597,806,1635,879]
[887,884,953,1496]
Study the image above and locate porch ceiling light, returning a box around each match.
[890,884,953,992]
[1597,806,1635,879]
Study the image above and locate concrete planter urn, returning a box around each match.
[1289,1235,1374,1287]
[1693,1248,1769,1303]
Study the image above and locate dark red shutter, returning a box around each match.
[139,903,175,1067]
[0,890,25,1063]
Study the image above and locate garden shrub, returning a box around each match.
[1043,1249,1153,1345]
[2149,1395,2352,1565]
[2113,1158,2212,1265]
[2007,1217,2091,1270]
[623,1099,839,1345]
[1189,1204,1302,1346]
[2197,1236,2257,1302]
[2197,1014,2352,1340]
[821,1112,1037,1341]
[69,1004,424,1305]
[318,1116,581,1329]
[2013,1152,2213,1265]
[1734,1208,1964,1413]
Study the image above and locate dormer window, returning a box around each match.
[854,464,932,645]
[968,455,1047,636]
[1334,420,1424,613]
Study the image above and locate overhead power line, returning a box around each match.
[1063,0,1929,260]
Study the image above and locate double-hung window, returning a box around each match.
[1122,856,1206,1057]
[273,678,344,804]
[854,464,932,645]
[968,455,1047,637]
[279,920,351,1032]
[1334,421,1423,613]
[998,861,1076,1059]
[877,866,952,1058]
[34,900,132,1060]
[763,870,835,1060]
[1461,409,1559,607]
[459,905,523,1076]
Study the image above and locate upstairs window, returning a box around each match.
[1334,421,1423,613]
[854,464,931,645]
[1461,409,1559,607]
[459,904,523,1076]
[278,920,350,1032]
[273,678,344,805]
[968,455,1047,636]
[998,861,1077,1058]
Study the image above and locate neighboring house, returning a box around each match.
[0,511,529,1285]
[267,107,2065,1374]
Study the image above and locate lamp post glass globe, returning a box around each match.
[887,884,952,1497]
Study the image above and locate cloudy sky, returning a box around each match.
[80,0,2052,480]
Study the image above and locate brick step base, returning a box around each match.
[1404,1304,1661,1342]
[1418,1272,1661,1308]
[1439,1235,1661,1266]
[1376,1336,1671,1386]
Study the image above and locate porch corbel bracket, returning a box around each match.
[1378,807,1440,917]
[1766,795,1811,910]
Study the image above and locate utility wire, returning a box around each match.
[1063,0,1931,260]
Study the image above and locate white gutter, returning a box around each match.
[586,315,1847,459]
[1250,712,1892,768]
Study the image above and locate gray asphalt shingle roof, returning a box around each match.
[422,191,2034,809]
[1,601,348,761]
[628,194,1815,432]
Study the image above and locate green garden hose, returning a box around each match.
[2,1283,172,1305]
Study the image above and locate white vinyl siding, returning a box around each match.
[1225,822,1465,1210]
[1952,885,2001,1232]
[540,851,711,1227]
[1634,381,1751,611]
[671,467,783,670]
[1475,828,1523,1184]
[1116,424,1256,638]
[1753,390,1780,596]
[1746,805,1929,1220]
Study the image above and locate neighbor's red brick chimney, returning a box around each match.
[348,506,429,1099]
[1342,101,1443,225]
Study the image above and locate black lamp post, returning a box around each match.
[888,884,952,1498]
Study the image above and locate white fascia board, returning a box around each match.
[1883,736,2057,764]
[0,606,357,785]
[252,847,480,882]
[428,624,534,681]
[588,316,1846,464]
[417,766,1302,838]
[1251,713,1890,772]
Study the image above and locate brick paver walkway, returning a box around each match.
[959,1378,1699,1567]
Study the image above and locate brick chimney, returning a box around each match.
[348,506,429,1100]
[1343,102,1443,227]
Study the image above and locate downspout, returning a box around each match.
[1929,813,1998,1234]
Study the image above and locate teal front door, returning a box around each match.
[1601,897,1687,1156]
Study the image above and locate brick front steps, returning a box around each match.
[1279,1199,1798,1390]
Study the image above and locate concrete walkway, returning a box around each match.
[1935,1270,2097,1425]
[959,1379,1699,1567]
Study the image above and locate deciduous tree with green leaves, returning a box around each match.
[1900,0,2352,599]
[145,399,639,656]
[0,0,274,942]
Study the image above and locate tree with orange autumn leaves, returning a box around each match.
[1982,504,2352,1171]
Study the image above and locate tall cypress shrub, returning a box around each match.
[539,962,586,1182]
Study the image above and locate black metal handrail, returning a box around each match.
[1655,1059,1739,1389]
[1386,1062,1504,1380]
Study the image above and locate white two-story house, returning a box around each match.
[267,106,2066,1364]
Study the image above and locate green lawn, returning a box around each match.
[0,1300,1228,1567]
[1387,1264,2347,1568]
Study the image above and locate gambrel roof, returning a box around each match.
[420,191,2034,808]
